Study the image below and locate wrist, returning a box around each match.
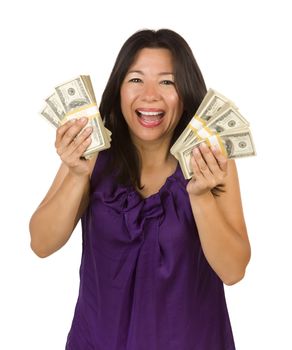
[66,169,90,184]
[188,190,214,205]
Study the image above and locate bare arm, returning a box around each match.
[187,143,251,285]
[29,118,97,257]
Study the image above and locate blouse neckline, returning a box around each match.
[128,162,182,202]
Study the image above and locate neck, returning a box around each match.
[133,137,173,169]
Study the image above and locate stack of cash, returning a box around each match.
[40,75,111,159]
[170,89,256,179]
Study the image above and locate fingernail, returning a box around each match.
[79,117,87,123]
[200,142,208,149]
[193,147,200,155]
[85,127,93,133]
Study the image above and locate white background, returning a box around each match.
[1,0,291,349]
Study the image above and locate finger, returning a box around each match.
[68,126,93,156]
[62,118,89,147]
[190,152,204,180]
[62,137,93,167]
[61,126,93,159]
[56,117,88,154]
[199,142,223,175]
[211,145,228,173]
[55,119,76,145]
[192,146,211,176]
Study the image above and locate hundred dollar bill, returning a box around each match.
[205,103,248,132]
[178,128,256,179]
[184,103,250,149]
[40,104,61,128]
[170,89,237,157]
[81,75,97,102]
[218,127,256,158]
[55,76,92,112]
[55,76,111,157]
[45,92,65,121]
[61,103,111,158]
[196,88,237,121]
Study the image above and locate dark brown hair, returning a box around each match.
[100,29,207,190]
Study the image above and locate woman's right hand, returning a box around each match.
[55,117,95,177]
[30,116,96,257]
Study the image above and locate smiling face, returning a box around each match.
[120,48,183,147]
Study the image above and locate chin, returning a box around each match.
[132,129,173,144]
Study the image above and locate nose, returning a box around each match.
[141,82,161,102]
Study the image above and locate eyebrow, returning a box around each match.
[127,70,174,76]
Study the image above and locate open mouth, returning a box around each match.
[136,109,165,127]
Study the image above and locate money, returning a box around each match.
[40,104,61,128]
[195,88,237,121]
[185,103,250,149]
[171,89,255,179]
[40,75,111,158]
[177,128,256,179]
[205,103,248,133]
[55,76,92,113]
[170,89,237,156]
[44,92,65,121]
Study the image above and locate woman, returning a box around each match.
[29,29,251,349]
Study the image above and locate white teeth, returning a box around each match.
[138,111,163,116]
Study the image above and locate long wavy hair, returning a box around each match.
[99,29,207,190]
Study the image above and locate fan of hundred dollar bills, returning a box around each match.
[40,75,111,159]
[170,89,256,179]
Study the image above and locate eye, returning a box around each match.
[160,80,175,86]
[129,78,142,83]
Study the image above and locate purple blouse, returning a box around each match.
[65,150,235,350]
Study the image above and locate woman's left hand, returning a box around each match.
[186,142,228,197]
